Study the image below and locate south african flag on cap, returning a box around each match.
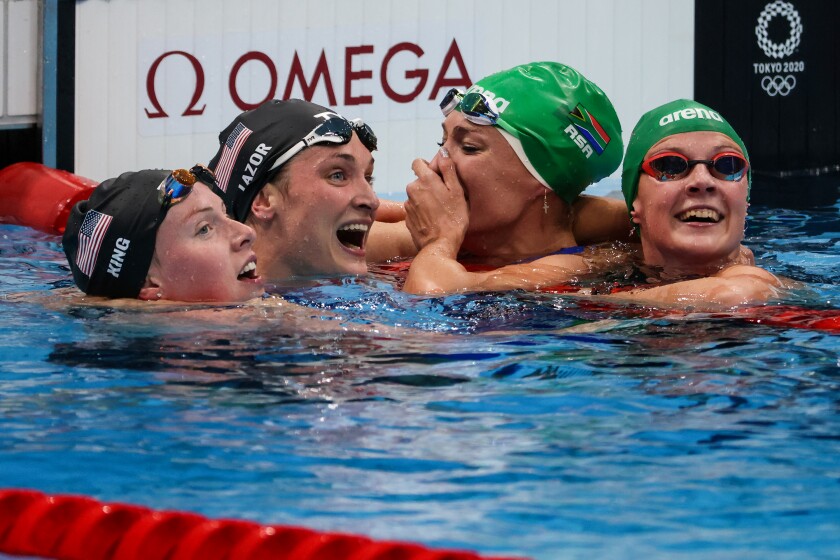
[470,61,623,202]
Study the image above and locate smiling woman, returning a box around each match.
[605,99,785,308]
[62,166,265,303]
[208,99,380,284]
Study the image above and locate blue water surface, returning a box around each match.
[0,200,839,560]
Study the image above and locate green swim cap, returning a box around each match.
[467,61,623,203]
[621,99,751,211]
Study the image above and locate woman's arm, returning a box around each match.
[404,247,587,295]
[606,265,784,309]
[571,195,635,244]
[366,220,417,263]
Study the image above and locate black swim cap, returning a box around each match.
[209,99,376,222]
[63,169,169,298]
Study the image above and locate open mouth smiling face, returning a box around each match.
[637,194,744,269]
[237,259,259,281]
[633,132,749,268]
[270,137,379,279]
[336,222,370,251]
[234,256,263,300]
[677,208,723,223]
[149,183,265,302]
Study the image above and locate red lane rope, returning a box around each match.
[0,162,97,235]
[0,489,527,560]
[738,305,840,332]
[557,297,840,334]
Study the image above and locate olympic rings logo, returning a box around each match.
[761,74,797,96]
[755,1,802,59]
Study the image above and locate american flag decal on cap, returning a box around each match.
[76,210,112,277]
[214,122,252,193]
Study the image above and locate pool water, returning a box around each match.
[1,201,839,559]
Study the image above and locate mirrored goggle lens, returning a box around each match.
[158,168,196,206]
[438,89,498,125]
[459,92,499,125]
[268,116,376,177]
[645,153,748,182]
[308,117,377,152]
[647,155,690,180]
[350,118,378,152]
[711,154,748,180]
[439,88,464,116]
[305,118,354,146]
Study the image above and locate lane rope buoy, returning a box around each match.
[0,162,98,235]
[0,488,526,560]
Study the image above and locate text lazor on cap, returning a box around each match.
[209,99,366,222]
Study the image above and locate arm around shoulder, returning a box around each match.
[404,250,588,295]
[402,238,468,294]
[607,265,784,309]
[366,221,418,263]
[572,195,634,244]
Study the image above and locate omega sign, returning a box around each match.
[143,39,472,120]
[753,0,804,97]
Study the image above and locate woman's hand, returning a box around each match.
[404,149,469,255]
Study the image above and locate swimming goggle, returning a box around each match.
[439,88,499,125]
[268,116,378,173]
[157,164,218,208]
[641,152,749,182]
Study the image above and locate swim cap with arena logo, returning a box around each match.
[467,61,623,203]
[621,99,751,211]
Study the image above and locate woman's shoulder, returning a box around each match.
[716,264,783,285]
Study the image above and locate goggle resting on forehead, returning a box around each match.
[157,164,218,208]
[439,88,499,125]
[641,151,749,183]
[268,116,378,174]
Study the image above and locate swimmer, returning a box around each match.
[602,99,785,308]
[398,61,629,294]
[63,166,265,303]
[51,167,445,335]
[208,99,379,283]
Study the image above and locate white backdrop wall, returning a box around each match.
[74,0,694,194]
[1,0,39,128]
